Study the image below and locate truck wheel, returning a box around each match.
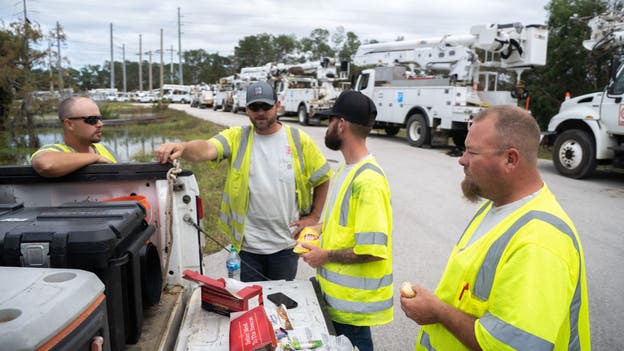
[298,105,309,126]
[213,103,217,111]
[384,127,400,136]
[232,104,238,114]
[552,129,597,179]
[406,114,430,147]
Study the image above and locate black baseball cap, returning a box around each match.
[246,81,276,106]
[317,90,377,127]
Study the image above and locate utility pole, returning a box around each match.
[138,34,143,91]
[56,21,64,92]
[145,51,153,91]
[110,23,114,90]
[169,45,175,83]
[178,7,183,85]
[48,41,54,91]
[159,28,164,98]
[122,43,127,93]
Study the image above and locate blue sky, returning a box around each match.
[1,0,551,68]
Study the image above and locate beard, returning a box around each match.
[461,177,481,203]
[250,115,276,132]
[324,127,342,151]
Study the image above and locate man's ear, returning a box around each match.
[505,148,520,170]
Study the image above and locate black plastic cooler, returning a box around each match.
[0,201,155,351]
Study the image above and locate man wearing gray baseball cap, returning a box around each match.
[156,81,333,282]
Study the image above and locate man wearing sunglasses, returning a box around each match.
[156,81,333,282]
[30,96,118,177]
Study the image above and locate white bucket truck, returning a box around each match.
[543,12,624,178]
[353,23,548,147]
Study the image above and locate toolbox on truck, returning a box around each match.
[0,267,111,351]
[0,201,155,351]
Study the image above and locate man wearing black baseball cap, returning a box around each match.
[300,90,394,351]
[156,81,333,282]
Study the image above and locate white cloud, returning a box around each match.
[0,0,550,68]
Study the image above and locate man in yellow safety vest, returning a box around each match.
[30,96,118,177]
[156,81,332,282]
[300,91,393,351]
[400,105,590,350]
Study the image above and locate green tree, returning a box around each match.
[525,0,611,128]
[300,28,334,60]
[338,31,361,61]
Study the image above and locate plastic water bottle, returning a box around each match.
[226,246,241,280]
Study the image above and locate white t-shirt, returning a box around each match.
[242,128,299,254]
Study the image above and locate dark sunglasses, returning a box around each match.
[67,115,103,125]
[247,103,274,112]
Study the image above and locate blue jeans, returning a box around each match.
[333,321,373,351]
[239,248,299,282]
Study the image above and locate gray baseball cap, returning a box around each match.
[246,81,276,107]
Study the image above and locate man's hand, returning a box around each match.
[95,154,115,164]
[289,218,320,238]
[300,243,329,268]
[400,284,443,325]
[155,142,185,164]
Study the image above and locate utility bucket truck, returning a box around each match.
[231,64,273,114]
[353,23,548,147]
[544,12,624,178]
[273,58,343,126]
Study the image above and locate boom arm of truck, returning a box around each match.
[582,12,624,51]
[353,23,548,82]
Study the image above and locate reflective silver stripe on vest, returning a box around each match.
[233,126,251,170]
[310,162,330,184]
[480,312,553,351]
[290,127,304,171]
[323,290,393,313]
[221,193,245,225]
[473,210,582,351]
[214,134,230,159]
[355,231,387,246]
[419,331,436,351]
[339,163,384,226]
[318,267,392,291]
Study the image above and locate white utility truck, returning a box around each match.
[353,23,548,147]
[162,84,192,104]
[231,64,274,114]
[273,58,343,126]
[544,12,624,178]
[190,84,215,108]
[213,76,235,112]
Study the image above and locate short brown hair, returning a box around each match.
[57,96,89,120]
[473,106,540,164]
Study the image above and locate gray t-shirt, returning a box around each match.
[242,128,299,254]
[466,188,543,247]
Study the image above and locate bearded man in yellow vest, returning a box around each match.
[30,96,118,177]
[300,91,393,351]
[156,81,332,282]
[400,105,590,350]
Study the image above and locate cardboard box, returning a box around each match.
[183,270,263,316]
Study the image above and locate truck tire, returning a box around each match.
[232,103,238,114]
[552,129,597,179]
[298,105,309,126]
[406,114,430,147]
[384,127,400,136]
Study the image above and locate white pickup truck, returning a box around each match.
[0,163,334,351]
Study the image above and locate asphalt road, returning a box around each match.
[170,104,624,350]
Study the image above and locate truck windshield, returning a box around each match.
[610,65,624,95]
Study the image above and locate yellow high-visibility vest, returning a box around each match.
[417,184,590,351]
[208,124,332,250]
[29,143,118,163]
[318,157,393,326]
